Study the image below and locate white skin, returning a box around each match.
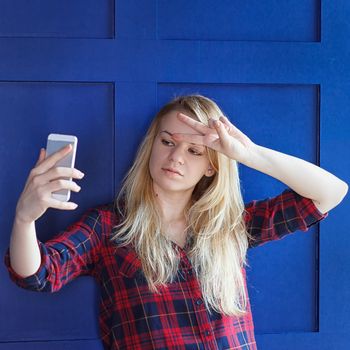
[148,110,215,243]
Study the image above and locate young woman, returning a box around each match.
[4,95,347,349]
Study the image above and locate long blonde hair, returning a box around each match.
[110,94,255,317]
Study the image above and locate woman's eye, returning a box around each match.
[161,139,174,146]
[161,139,202,156]
[189,149,203,156]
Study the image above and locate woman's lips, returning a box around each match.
[162,168,183,176]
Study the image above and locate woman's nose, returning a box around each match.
[168,146,184,164]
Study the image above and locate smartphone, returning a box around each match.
[45,133,78,202]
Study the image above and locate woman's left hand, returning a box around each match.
[173,112,256,163]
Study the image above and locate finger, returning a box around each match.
[35,144,72,174]
[214,120,231,143]
[45,179,81,193]
[172,133,205,145]
[218,118,233,134]
[48,166,85,181]
[47,198,79,210]
[208,118,215,129]
[177,113,209,135]
[209,118,229,131]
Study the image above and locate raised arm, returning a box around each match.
[4,143,88,291]
[244,188,329,249]
[4,207,102,292]
[173,112,348,212]
[9,218,41,278]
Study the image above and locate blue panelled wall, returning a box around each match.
[0,1,349,349]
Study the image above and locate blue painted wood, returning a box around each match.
[0,0,114,38]
[0,340,104,350]
[158,0,319,41]
[1,0,349,349]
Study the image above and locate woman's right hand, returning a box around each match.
[15,144,85,224]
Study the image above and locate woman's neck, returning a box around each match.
[155,197,189,224]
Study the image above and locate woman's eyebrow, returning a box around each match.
[160,130,173,137]
[159,130,203,147]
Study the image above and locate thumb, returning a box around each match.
[35,148,46,166]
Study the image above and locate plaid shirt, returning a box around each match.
[4,188,328,349]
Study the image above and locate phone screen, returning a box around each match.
[46,140,73,168]
[46,139,75,199]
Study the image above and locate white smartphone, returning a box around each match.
[45,133,78,202]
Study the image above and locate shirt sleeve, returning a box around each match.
[244,188,329,249]
[3,207,102,293]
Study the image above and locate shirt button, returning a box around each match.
[205,330,211,336]
[196,299,203,305]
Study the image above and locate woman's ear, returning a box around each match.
[205,167,215,177]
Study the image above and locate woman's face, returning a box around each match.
[149,110,214,196]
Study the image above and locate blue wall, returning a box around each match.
[1,1,349,349]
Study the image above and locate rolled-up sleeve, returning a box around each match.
[244,188,329,249]
[3,207,102,292]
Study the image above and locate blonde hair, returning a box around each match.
[110,94,255,317]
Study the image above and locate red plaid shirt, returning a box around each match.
[4,188,328,349]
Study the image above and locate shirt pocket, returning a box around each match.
[116,249,144,280]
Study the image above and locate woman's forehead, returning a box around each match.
[159,110,199,134]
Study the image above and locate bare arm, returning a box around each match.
[174,113,348,214]
[9,217,41,278]
[8,145,83,279]
[243,144,348,214]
